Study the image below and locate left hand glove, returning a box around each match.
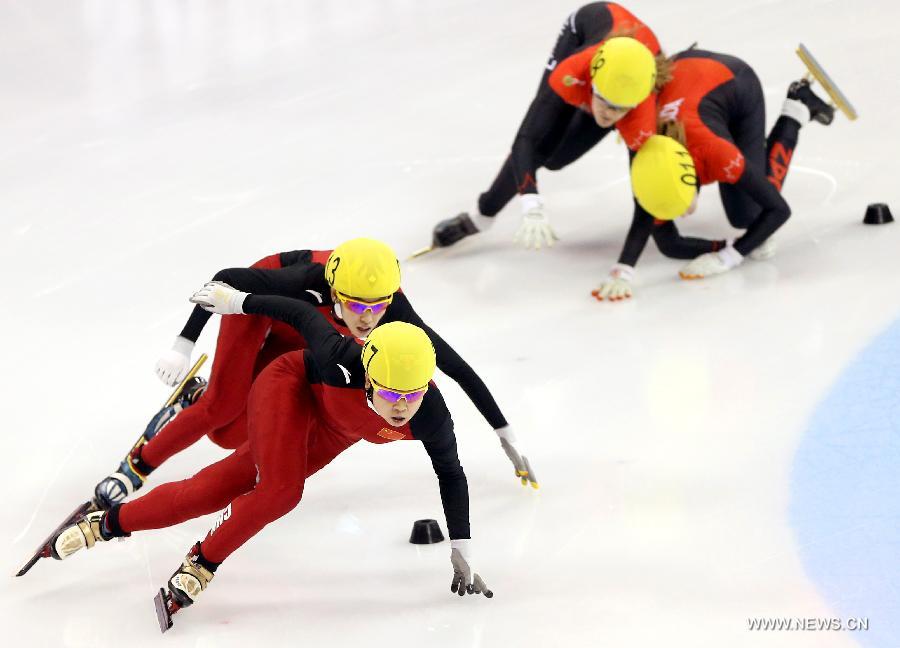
[189,281,248,314]
[513,194,558,250]
[591,263,635,302]
[496,427,538,489]
[450,539,493,598]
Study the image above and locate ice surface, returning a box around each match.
[2,1,899,646]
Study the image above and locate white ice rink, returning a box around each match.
[3,1,899,646]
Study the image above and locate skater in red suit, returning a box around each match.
[593,48,836,301]
[430,2,666,251]
[52,292,492,630]
[94,239,536,510]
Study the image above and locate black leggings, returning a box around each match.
[479,112,612,216]
[713,63,800,233]
[477,3,616,216]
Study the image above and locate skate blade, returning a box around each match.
[154,588,175,633]
[406,245,435,261]
[15,499,98,577]
[796,43,858,121]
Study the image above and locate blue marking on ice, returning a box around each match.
[791,317,900,646]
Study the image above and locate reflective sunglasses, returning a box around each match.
[336,292,393,315]
[371,378,428,404]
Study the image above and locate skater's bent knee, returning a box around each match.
[257,484,304,519]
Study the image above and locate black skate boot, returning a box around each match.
[94,377,208,509]
[173,375,208,409]
[788,79,834,125]
[432,212,481,248]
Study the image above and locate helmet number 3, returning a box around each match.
[329,256,341,284]
[364,343,379,372]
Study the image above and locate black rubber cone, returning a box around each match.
[863,203,894,225]
[409,519,444,544]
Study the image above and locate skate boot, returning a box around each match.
[94,444,156,509]
[748,237,777,261]
[94,377,208,509]
[153,542,218,632]
[787,79,834,125]
[169,375,208,410]
[51,510,112,560]
[432,213,481,248]
[167,543,217,608]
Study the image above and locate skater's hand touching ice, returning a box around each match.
[513,194,558,250]
[496,427,538,489]
[450,540,492,598]
[155,336,195,386]
[592,263,634,302]
[190,281,248,315]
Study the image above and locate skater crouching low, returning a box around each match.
[51,287,493,631]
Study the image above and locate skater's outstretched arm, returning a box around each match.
[417,415,470,541]
[180,264,324,340]
[390,293,538,487]
[240,294,349,367]
[157,255,325,386]
[413,397,492,598]
[189,283,350,367]
[387,293,507,430]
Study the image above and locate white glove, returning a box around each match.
[450,539,493,598]
[496,427,538,489]
[591,263,634,302]
[679,245,743,280]
[513,194,558,250]
[189,281,248,314]
[155,336,194,386]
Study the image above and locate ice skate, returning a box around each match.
[15,499,99,576]
[432,212,480,248]
[154,543,216,633]
[787,79,834,125]
[795,43,858,121]
[94,376,207,509]
[680,251,735,279]
[50,510,111,560]
[168,543,216,607]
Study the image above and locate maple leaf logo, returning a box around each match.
[722,153,744,181]
[627,129,655,150]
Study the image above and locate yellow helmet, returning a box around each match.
[326,238,401,300]
[362,322,436,392]
[590,37,657,108]
[630,135,698,220]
